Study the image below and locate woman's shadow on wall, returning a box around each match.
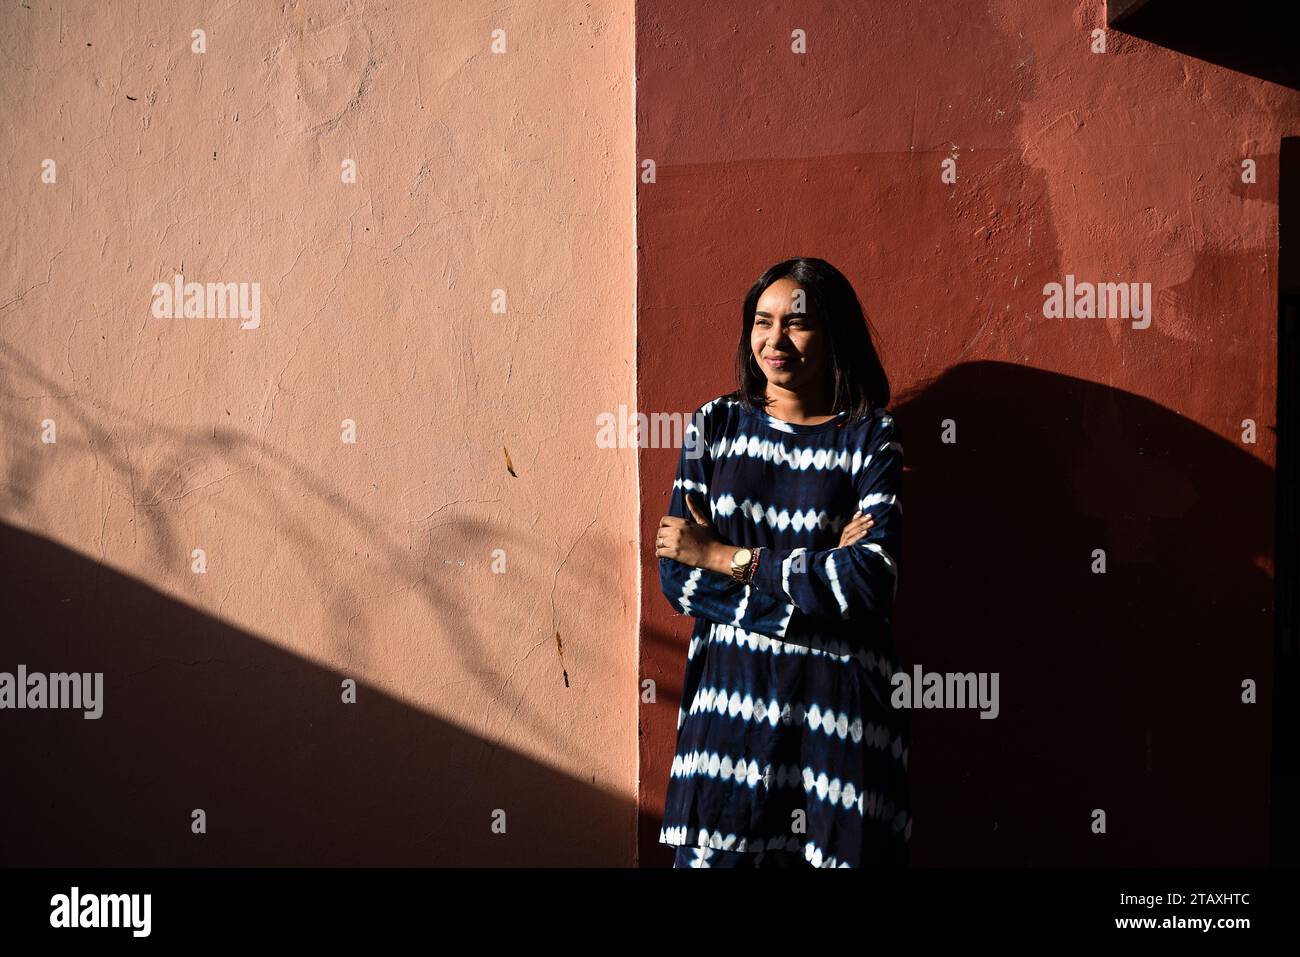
[890,359,1274,866]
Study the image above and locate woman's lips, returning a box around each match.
[764,355,794,369]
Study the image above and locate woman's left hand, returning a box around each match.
[656,494,727,570]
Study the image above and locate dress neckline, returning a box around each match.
[754,407,848,435]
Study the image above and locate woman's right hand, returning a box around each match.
[838,511,875,547]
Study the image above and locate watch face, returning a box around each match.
[734,548,753,566]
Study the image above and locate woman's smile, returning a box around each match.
[764,354,796,369]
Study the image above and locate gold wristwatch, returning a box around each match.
[729,547,755,583]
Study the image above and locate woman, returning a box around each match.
[655,257,910,868]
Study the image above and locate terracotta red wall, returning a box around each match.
[636,0,1299,865]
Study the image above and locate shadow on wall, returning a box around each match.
[639,361,1273,867]
[0,339,628,693]
[889,360,1273,866]
[0,340,632,865]
[1109,0,1300,92]
[0,520,630,866]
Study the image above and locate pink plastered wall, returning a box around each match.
[1,1,637,865]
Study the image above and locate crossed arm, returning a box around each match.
[656,411,903,638]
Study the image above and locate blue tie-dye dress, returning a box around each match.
[658,393,911,868]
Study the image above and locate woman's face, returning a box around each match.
[750,278,829,393]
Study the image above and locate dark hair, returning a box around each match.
[733,257,890,421]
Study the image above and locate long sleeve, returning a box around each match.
[657,404,797,636]
[748,413,903,627]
